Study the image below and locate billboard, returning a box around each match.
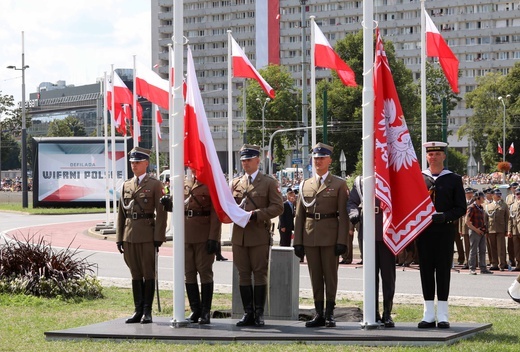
[32,137,132,207]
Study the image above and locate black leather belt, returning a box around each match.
[306,212,338,220]
[185,210,210,217]
[127,212,155,220]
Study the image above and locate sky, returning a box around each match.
[0,0,151,103]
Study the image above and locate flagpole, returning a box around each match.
[361,0,377,329]
[310,16,317,151]
[227,30,233,178]
[133,55,139,147]
[420,0,427,169]
[154,104,160,176]
[171,0,187,327]
[110,65,118,225]
[103,72,110,226]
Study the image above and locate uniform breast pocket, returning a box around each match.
[197,191,211,207]
[322,191,337,198]
[138,193,153,208]
[251,191,267,206]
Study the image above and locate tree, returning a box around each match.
[459,62,520,173]
[242,65,301,172]
[47,116,86,137]
[459,73,507,171]
[424,62,462,144]
[1,92,26,171]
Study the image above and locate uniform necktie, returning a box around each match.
[135,177,139,187]
[248,175,253,187]
[319,177,323,186]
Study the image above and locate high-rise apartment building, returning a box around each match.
[151,0,520,172]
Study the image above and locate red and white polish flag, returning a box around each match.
[374,29,435,255]
[313,22,357,87]
[498,142,504,155]
[509,142,515,155]
[135,62,170,110]
[155,105,162,141]
[425,9,459,94]
[230,35,275,99]
[184,46,250,228]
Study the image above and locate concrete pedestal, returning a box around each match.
[232,246,300,320]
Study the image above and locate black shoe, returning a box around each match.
[356,260,363,265]
[461,264,469,270]
[489,266,499,271]
[437,321,450,329]
[383,316,395,328]
[418,321,436,328]
[236,312,255,326]
[216,256,228,261]
[141,308,153,324]
[305,314,325,327]
[125,311,143,324]
[339,259,351,264]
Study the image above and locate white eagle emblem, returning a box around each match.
[376,98,417,172]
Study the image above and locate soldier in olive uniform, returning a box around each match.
[116,147,167,324]
[231,144,284,327]
[506,182,518,267]
[293,143,349,328]
[160,169,222,324]
[182,171,221,324]
[484,189,509,271]
[458,188,475,269]
[507,188,520,271]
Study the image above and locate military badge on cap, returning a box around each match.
[240,144,261,160]
[311,142,333,157]
[423,141,447,153]
[129,147,151,162]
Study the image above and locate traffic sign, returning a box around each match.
[292,158,302,164]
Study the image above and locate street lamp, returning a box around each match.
[256,97,270,171]
[498,94,511,163]
[7,31,29,208]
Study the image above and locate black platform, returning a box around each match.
[45,318,491,346]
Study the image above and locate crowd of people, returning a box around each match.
[0,177,32,192]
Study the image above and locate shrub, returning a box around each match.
[0,233,103,300]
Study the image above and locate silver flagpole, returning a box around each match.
[171,0,187,327]
[361,0,378,329]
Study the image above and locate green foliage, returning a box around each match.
[446,148,468,175]
[0,234,103,300]
[1,92,28,170]
[242,65,301,170]
[459,62,520,173]
[47,115,87,137]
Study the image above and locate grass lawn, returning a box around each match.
[2,287,520,352]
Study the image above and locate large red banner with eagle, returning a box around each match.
[373,29,435,255]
